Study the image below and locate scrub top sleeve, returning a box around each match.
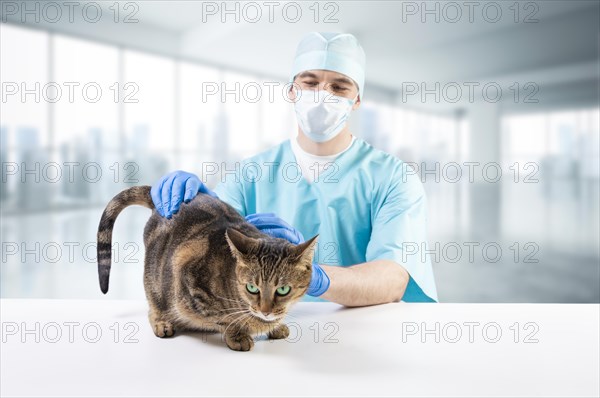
[365,170,438,302]
[213,178,247,217]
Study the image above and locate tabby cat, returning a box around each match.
[97,186,318,351]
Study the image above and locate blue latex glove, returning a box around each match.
[244,213,304,244]
[150,170,217,219]
[245,212,330,297]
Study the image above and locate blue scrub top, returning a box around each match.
[214,138,438,302]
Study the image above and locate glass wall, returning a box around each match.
[501,109,600,254]
[2,23,597,302]
[1,24,458,215]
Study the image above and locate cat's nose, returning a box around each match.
[260,304,273,315]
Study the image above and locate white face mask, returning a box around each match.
[293,89,358,143]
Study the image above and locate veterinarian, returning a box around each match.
[151,32,438,305]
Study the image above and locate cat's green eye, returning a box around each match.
[276,285,291,296]
[246,283,259,294]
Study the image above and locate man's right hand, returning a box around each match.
[245,212,330,297]
[150,170,217,218]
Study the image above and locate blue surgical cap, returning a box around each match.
[290,32,366,97]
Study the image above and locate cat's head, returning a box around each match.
[225,228,318,323]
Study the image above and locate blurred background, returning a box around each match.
[1,0,598,302]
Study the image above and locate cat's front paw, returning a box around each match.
[225,333,255,351]
[267,323,289,340]
[152,320,175,338]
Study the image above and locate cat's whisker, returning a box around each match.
[238,312,256,330]
[219,310,250,318]
[239,313,257,332]
[219,307,250,314]
[216,305,249,313]
[221,310,250,321]
[226,310,252,327]
[224,312,253,336]
[212,295,249,314]
[218,309,252,323]
[223,317,243,337]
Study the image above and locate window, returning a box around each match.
[501,108,600,252]
[0,24,49,149]
[177,62,221,180]
[259,78,296,149]
[123,50,176,153]
[0,24,50,211]
[220,71,261,160]
[0,24,467,218]
[53,35,119,151]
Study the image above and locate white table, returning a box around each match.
[1,299,598,397]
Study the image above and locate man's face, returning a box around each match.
[291,69,361,111]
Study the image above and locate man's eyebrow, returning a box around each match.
[296,72,357,88]
[330,77,354,86]
[297,71,318,79]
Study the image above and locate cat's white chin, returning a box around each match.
[251,311,281,322]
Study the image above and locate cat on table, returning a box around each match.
[97,186,317,351]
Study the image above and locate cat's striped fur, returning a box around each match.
[97,186,317,351]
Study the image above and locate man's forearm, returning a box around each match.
[319,260,409,307]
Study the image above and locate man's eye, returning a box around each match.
[302,81,318,86]
[331,86,348,92]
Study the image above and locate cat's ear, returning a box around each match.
[292,234,319,268]
[225,228,256,259]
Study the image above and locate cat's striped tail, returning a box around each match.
[97,185,153,294]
